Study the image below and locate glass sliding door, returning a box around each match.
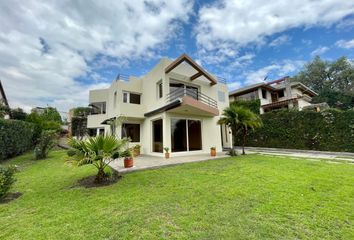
[188,120,202,151]
[171,119,202,152]
[152,119,163,152]
[171,119,187,152]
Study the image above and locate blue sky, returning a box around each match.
[0,0,353,112]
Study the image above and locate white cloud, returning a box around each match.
[227,81,242,91]
[269,35,291,47]
[0,0,193,111]
[336,39,354,49]
[311,46,330,56]
[196,0,354,52]
[245,60,305,85]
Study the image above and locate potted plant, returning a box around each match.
[164,147,170,159]
[121,150,133,168]
[133,144,141,156]
[210,147,216,157]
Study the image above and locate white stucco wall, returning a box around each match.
[87,56,231,155]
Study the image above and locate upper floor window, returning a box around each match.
[123,91,141,104]
[235,90,258,101]
[218,91,225,102]
[90,102,106,114]
[113,91,117,108]
[278,90,285,98]
[262,89,267,99]
[157,81,163,99]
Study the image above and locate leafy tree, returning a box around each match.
[34,130,57,160]
[292,56,354,109]
[10,108,27,120]
[69,135,128,183]
[73,107,92,117]
[41,107,62,123]
[218,105,263,155]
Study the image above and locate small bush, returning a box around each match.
[34,130,57,160]
[228,148,238,156]
[0,165,17,200]
[67,149,77,157]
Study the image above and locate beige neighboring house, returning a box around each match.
[229,77,317,114]
[87,54,233,156]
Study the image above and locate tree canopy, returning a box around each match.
[292,56,354,109]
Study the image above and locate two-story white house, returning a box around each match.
[87,54,232,156]
[229,77,317,114]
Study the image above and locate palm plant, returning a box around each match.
[218,105,263,155]
[69,135,128,183]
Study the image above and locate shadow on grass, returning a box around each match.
[70,175,122,189]
[0,192,22,204]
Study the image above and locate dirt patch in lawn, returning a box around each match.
[71,175,122,189]
[0,192,22,204]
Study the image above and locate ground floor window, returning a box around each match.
[87,128,97,137]
[121,123,140,142]
[171,119,202,152]
[98,128,105,136]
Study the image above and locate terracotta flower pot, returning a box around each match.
[124,157,134,168]
[210,149,216,157]
[165,152,170,159]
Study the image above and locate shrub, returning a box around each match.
[236,109,354,152]
[0,165,17,200]
[0,119,36,161]
[228,148,238,156]
[34,130,57,160]
[67,149,77,157]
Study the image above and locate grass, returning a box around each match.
[0,150,353,239]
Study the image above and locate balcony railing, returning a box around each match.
[166,88,218,109]
[115,73,129,81]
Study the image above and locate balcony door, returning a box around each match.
[169,83,198,100]
[171,119,202,152]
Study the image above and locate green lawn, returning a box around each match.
[1,150,353,239]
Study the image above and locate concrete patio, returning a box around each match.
[109,152,229,173]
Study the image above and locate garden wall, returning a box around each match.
[0,119,36,161]
[236,110,354,152]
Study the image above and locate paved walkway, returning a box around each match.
[109,152,229,173]
[236,147,354,163]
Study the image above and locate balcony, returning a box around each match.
[144,87,219,117]
[167,87,218,108]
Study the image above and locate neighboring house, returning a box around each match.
[229,77,317,114]
[0,80,10,119]
[87,54,232,156]
[0,80,9,107]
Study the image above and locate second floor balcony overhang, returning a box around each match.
[144,87,219,117]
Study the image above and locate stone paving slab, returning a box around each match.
[109,153,229,173]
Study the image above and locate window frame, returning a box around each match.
[122,91,141,105]
[157,81,163,99]
[121,123,140,142]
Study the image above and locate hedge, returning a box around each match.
[235,109,354,152]
[0,119,36,161]
[232,99,261,114]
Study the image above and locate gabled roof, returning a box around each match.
[0,80,9,107]
[165,53,218,85]
[229,77,317,97]
[229,82,270,96]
